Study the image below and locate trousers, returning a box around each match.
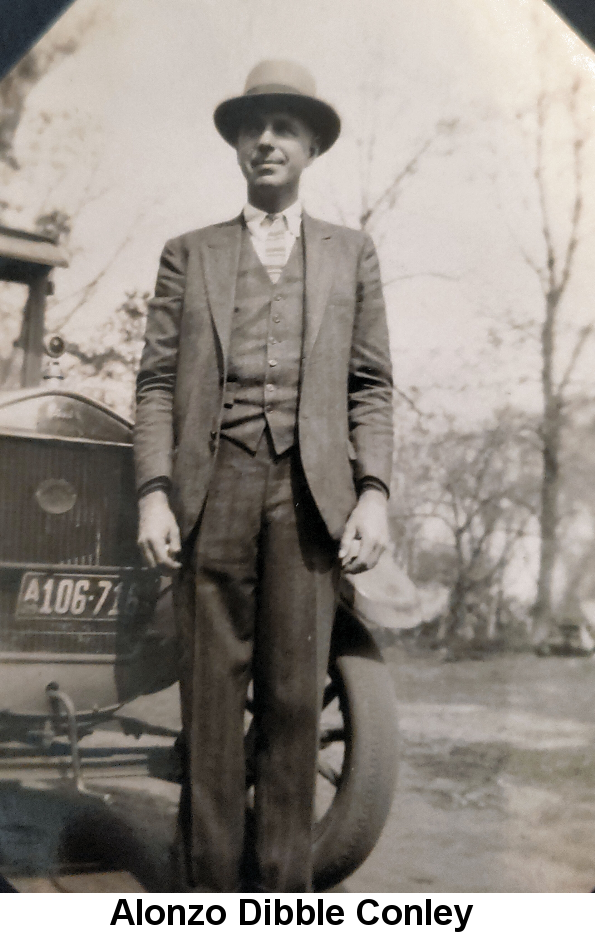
[172,431,340,891]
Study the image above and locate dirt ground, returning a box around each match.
[1,644,594,893]
[350,645,595,893]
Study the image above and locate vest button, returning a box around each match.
[268,359,277,367]
[275,295,282,302]
[266,383,274,392]
[273,316,281,323]
[265,404,273,413]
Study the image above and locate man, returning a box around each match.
[134,60,393,892]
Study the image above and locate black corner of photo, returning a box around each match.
[0,0,77,80]
[0,871,17,892]
[547,0,595,50]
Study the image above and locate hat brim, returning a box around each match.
[214,92,340,154]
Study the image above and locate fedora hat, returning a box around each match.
[214,60,341,154]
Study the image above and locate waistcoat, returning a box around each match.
[220,225,305,455]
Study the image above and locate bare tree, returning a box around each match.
[357,119,458,236]
[0,40,78,171]
[517,78,593,640]
[0,17,154,413]
[394,413,538,648]
[60,289,149,417]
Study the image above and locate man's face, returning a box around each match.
[236,108,317,197]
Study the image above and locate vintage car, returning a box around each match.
[0,224,398,889]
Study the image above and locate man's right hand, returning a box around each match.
[137,489,182,569]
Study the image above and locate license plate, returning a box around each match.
[15,571,132,622]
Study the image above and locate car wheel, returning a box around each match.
[312,604,398,890]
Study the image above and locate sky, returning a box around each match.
[3,0,595,423]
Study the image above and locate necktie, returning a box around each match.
[263,213,287,283]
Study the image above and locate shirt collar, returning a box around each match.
[243,200,303,239]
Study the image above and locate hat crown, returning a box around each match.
[214,60,340,154]
[243,60,317,97]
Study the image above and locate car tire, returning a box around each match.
[312,604,398,890]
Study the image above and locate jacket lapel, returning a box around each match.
[199,212,334,369]
[200,216,243,370]
[303,213,335,360]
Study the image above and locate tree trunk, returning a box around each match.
[444,577,469,642]
[533,294,561,642]
[534,414,560,640]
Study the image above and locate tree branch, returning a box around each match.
[383,270,461,287]
[359,129,440,231]
[534,91,557,294]
[557,324,593,396]
[64,341,136,372]
[50,219,142,332]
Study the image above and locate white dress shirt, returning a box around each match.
[243,200,302,271]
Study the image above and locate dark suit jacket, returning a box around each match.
[134,212,393,542]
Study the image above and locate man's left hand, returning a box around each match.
[339,489,390,574]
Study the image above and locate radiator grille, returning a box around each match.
[0,435,159,657]
[0,435,139,566]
